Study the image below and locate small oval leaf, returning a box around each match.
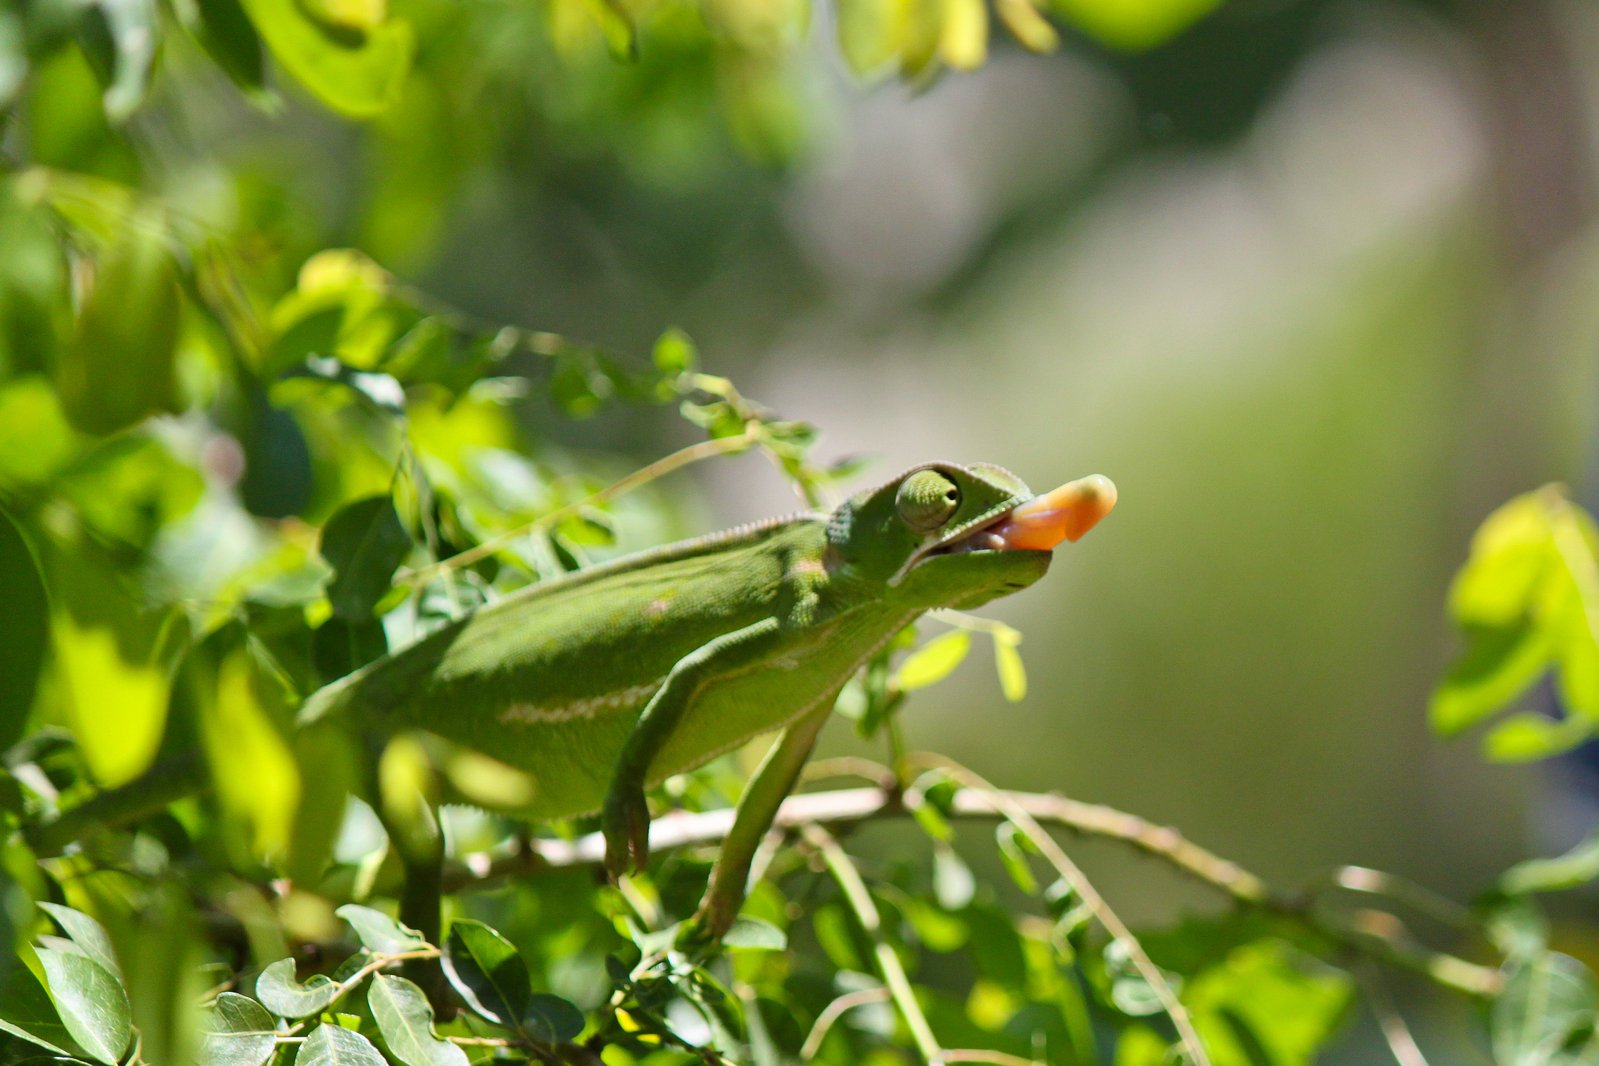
[200,992,277,1066]
[255,958,344,1018]
[298,1023,387,1066]
[896,630,971,692]
[336,904,429,955]
[36,949,131,1065]
[367,974,468,1066]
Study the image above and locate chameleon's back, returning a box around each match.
[299,516,832,818]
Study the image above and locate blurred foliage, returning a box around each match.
[5,0,1599,1062]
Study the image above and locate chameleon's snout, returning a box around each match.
[987,475,1117,550]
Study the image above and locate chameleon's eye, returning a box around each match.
[896,470,961,533]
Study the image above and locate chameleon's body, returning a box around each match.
[300,463,1063,824]
[40,460,1114,941]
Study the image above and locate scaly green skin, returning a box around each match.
[34,462,1067,943]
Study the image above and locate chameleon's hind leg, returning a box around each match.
[691,701,832,941]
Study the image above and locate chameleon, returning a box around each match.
[34,462,1116,941]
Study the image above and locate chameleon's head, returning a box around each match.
[826,462,1117,609]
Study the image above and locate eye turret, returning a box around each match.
[895,470,961,533]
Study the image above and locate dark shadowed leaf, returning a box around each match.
[442,919,529,1027]
[367,974,468,1066]
[191,0,267,92]
[0,967,84,1057]
[321,495,411,620]
[0,507,46,750]
[336,904,429,954]
[299,1022,387,1065]
[199,992,277,1066]
[521,994,585,1045]
[36,949,130,1065]
[256,958,343,1018]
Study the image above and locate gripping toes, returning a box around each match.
[602,787,650,881]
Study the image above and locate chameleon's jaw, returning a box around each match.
[942,475,1117,553]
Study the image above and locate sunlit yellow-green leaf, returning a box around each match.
[834,0,905,74]
[299,0,387,32]
[1449,491,1558,627]
[1482,712,1591,764]
[897,630,971,691]
[52,613,170,787]
[994,0,1058,52]
[1430,619,1551,737]
[203,651,301,855]
[939,0,987,71]
[237,0,411,117]
[1051,0,1224,52]
[994,632,1027,702]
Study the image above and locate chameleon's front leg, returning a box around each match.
[602,618,785,879]
[692,702,832,940]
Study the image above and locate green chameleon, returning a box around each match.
[39,462,1116,941]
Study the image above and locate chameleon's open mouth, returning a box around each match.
[940,475,1117,554]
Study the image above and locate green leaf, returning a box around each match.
[191,0,268,94]
[521,994,585,1045]
[1183,941,1351,1065]
[255,958,343,1018]
[36,949,131,1065]
[442,919,530,1028]
[721,917,787,952]
[367,973,468,1066]
[199,992,278,1066]
[1483,713,1591,763]
[1492,953,1598,1066]
[38,905,121,982]
[336,904,428,955]
[995,822,1040,895]
[579,0,636,61]
[55,221,181,435]
[321,495,412,621]
[932,845,975,910]
[1503,831,1599,896]
[938,0,986,70]
[835,0,903,74]
[298,1022,387,1065]
[47,597,174,788]
[1431,621,1552,737]
[896,630,970,691]
[0,508,46,750]
[201,648,301,855]
[1051,0,1225,52]
[0,966,85,1057]
[993,0,1057,52]
[236,0,412,117]
[993,631,1027,702]
[651,328,696,376]
[76,0,161,120]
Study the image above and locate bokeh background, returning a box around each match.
[9,0,1599,1058]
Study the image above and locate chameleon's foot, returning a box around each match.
[601,787,651,881]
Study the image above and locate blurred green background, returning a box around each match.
[7,0,1599,1058]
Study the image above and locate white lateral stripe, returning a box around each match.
[500,682,661,724]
